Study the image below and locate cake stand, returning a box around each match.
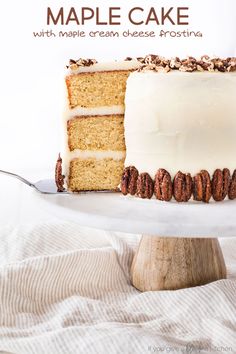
[37,190,235,291]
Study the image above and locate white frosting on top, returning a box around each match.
[124,71,236,178]
[68,60,140,75]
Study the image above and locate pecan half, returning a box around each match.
[136,173,154,199]
[193,170,212,203]
[55,153,65,192]
[212,168,230,201]
[173,172,192,202]
[228,170,236,200]
[154,169,172,201]
[120,166,139,196]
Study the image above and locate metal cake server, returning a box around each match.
[0,169,67,194]
[0,170,120,195]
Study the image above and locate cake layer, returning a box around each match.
[68,157,125,191]
[125,71,236,178]
[67,115,125,151]
[63,150,125,186]
[66,71,130,109]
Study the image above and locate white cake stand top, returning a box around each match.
[37,190,236,237]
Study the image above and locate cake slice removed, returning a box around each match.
[62,58,141,192]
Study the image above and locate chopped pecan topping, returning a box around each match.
[144,54,158,65]
[136,55,236,73]
[170,57,181,69]
[212,168,230,201]
[179,57,198,72]
[68,58,97,70]
[227,58,236,72]
[120,166,139,196]
[228,170,236,200]
[173,171,192,202]
[67,55,236,72]
[136,173,154,199]
[154,169,172,201]
[125,57,133,61]
[193,170,212,203]
[55,153,65,192]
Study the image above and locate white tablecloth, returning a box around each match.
[0,220,236,354]
[0,174,236,353]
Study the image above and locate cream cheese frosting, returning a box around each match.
[124,71,236,178]
[68,59,141,75]
[66,105,124,120]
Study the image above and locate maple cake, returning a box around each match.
[60,58,141,192]
[56,55,236,203]
[121,55,236,202]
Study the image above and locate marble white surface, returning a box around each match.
[1,168,236,237]
[37,189,236,238]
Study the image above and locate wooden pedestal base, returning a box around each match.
[131,236,227,291]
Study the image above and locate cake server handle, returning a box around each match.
[0,169,67,194]
[0,169,120,194]
[0,169,35,188]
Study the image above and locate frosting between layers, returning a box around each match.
[124,71,236,179]
[66,105,124,119]
[64,149,125,183]
[67,149,125,160]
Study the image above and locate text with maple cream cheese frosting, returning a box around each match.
[47,7,189,26]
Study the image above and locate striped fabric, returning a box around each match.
[0,222,236,354]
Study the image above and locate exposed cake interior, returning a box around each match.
[67,115,125,151]
[66,71,130,109]
[69,157,125,191]
[64,59,140,192]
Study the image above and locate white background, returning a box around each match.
[0,0,236,173]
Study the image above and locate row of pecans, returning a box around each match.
[121,167,236,203]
